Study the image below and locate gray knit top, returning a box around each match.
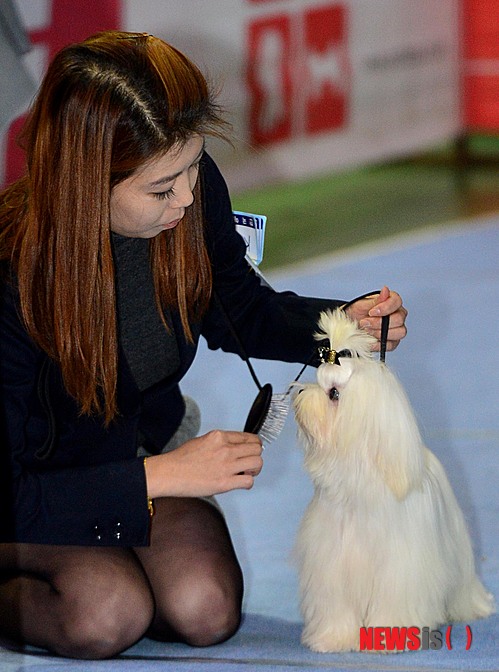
[111,233,180,391]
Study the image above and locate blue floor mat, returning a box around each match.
[2,215,498,671]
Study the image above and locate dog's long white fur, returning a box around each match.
[293,309,494,653]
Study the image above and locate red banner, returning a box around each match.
[3,0,121,187]
[462,0,499,131]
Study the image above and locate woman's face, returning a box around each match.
[110,135,205,238]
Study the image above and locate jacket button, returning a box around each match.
[112,522,123,540]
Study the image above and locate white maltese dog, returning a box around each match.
[293,309,494,653]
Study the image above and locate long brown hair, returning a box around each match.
[0,31,228,423]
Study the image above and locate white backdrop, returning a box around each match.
[2,0,461,192]
[124,0,461,190]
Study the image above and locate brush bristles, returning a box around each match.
[258,393,290,444]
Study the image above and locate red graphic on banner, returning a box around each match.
[246,2,349,146]
[463,0,499,131]
[3,0,121,187]
[247,16,293,144]
[304,5,348,134]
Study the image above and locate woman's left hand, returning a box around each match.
[345,285,408,352]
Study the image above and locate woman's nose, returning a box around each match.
[170,173,195,208]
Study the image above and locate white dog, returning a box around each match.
[293,309,494,653]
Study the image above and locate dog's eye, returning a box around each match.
[336,349,352,359]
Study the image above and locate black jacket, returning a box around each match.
[0,154,341,546]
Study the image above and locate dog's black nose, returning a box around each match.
[329,387,340,401]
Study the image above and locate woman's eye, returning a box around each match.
[152,187,176,201]
[150,154,202,202]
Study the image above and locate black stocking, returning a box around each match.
[134,497,243,647]
[0,543,153,659]
[0,497,243,658]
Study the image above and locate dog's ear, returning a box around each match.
[337,361,425,500]
[372,365,425,499]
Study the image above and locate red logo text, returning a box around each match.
[360,625,473,652]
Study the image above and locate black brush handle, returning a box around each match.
[244,383,273,434]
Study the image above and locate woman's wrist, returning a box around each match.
[143,454,164,500]
[143,457,155,513]
[143,452,184,499]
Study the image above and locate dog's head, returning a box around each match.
[293,309,424,499]
[315,308,377,404]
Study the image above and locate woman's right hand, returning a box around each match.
[144,430,263,499]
